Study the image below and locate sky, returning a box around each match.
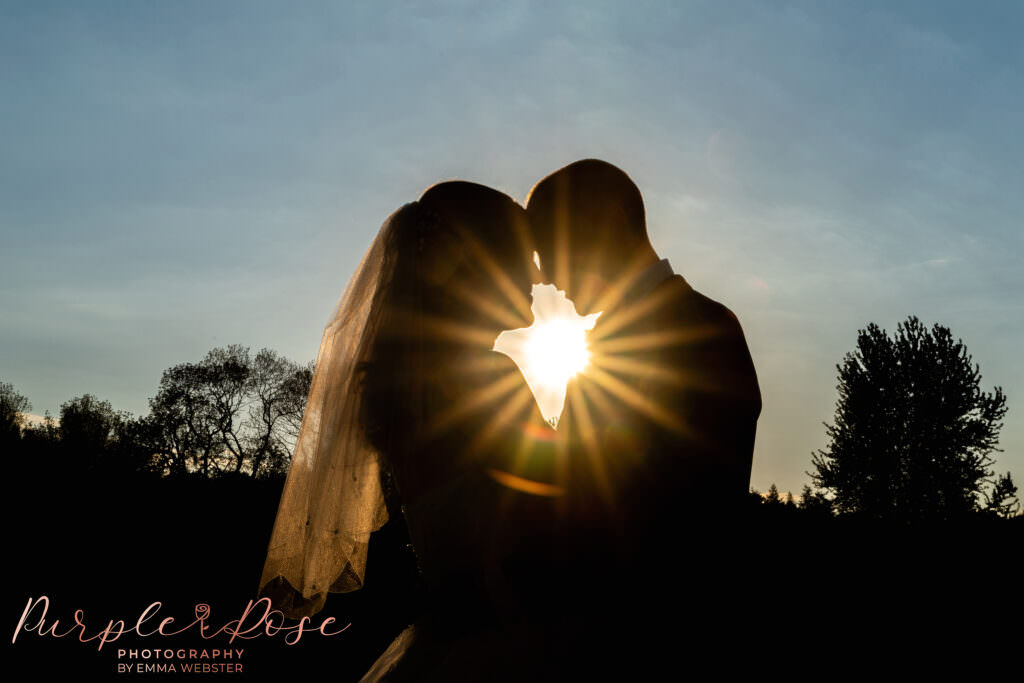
[2,0,1022,497]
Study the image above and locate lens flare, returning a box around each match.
[523,319,592,389]
[494,284,601,426]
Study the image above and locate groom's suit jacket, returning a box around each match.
[561,272,761,535]
[546,272,761,668]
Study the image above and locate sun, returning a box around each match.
[493,284,601,426]
[523,319,592,390]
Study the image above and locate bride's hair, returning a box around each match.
[359,182,535,507]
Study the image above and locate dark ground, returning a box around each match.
[4,468,1021,680]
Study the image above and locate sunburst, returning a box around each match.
[493,284,601,426]
[409,242,711,509]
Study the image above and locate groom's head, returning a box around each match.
[525,159,658,314]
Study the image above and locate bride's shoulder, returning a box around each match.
[445,347,526,387]
[441,348,552,430]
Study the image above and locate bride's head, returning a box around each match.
[359,181,538,502]
[413,180,537,335]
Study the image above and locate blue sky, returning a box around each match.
[2,1,1022,496]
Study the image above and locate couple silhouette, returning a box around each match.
[259,159,761,681]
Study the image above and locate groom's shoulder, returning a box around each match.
[664,276,745,334]
[667,276,760,402]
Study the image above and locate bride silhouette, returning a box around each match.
[258,181,565,681]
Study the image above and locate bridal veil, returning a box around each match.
[257,206,412,618]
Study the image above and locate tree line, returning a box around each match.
[1,316,1020,520]
[1,344,312,480]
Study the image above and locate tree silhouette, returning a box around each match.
[246,347,314,476]
[810,316,1008,521]
[57,393,122,472]
[147,344,313,478]
[59,394,116,447]
[1,380,32,445]
[984,472,1021,519]
[798,484,834,516]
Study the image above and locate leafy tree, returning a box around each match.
[59,394,117,450]
[147,345,312,478]
[799,484,834,515]
[1,381,32,444]
[149,358,222,476]
[21,411,59,444]
[56,394,127,473]
[747,487,765,508]
[984,472,1021,519]
[245,348,314,477]
[105,413,167,475]
[810,316,1007,521]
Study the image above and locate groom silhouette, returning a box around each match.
[521,160,762,673]
[525,160,761,621]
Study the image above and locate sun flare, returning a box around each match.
[523,319,592,389]
[493,284,601,426]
